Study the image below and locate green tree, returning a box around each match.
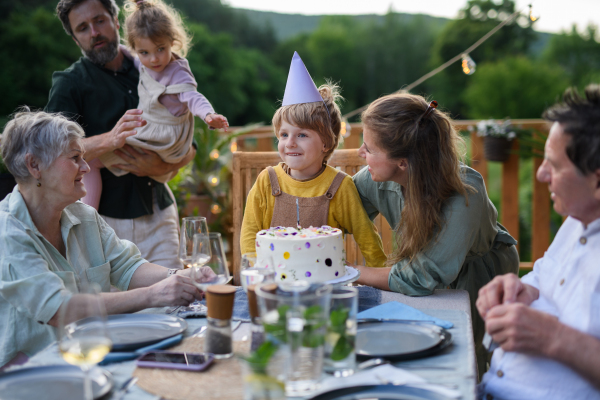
[542,24,600,88]
[0,7,80,116]
[463,56,569,119]
[427,0,537,117]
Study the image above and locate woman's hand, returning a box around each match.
[146,274,202,307]
[354,265,392,291]
[205,113,229,131]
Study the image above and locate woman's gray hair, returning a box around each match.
[1,108,85,181]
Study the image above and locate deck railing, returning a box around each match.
[230,119,552,272]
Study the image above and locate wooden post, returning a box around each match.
[470,132,488,186]
[532,156,551,262]
[501,140,520,250]
[256,137,274,151]
[342,124,363,149]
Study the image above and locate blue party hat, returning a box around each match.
[282,52,324,106]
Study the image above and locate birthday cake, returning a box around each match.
[255,226,346,282]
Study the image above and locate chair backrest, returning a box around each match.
[231,149,392,284]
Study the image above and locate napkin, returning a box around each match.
[315,364,461,398]
[99,334,183,365]
[357,301,453,329]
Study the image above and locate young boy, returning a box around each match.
[240,52,386,270]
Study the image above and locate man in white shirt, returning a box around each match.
[476,85,600,399]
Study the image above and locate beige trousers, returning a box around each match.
[101,187,182,270]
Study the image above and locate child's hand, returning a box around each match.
[205,113,229,131]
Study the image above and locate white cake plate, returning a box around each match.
[325,265,361,286]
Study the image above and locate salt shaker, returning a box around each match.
[247,284,265,352]
[205,285,237,359]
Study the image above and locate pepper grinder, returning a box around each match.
[247,284,265,352]
[205,285,236,359]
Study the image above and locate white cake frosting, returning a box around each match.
[255,226,346,282]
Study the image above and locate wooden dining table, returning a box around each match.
[14,287,477,400]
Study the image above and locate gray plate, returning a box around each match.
[310,384,453,400]
[0,365,112,400]
[75,314,187,351]
[356,321,452,361]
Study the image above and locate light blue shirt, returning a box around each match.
[0,186,146,366]
[481,216,600,399]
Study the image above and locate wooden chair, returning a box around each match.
[231,149,393,285]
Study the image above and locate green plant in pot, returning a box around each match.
[476,119,518,162]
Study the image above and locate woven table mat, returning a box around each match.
[133,337,250,400]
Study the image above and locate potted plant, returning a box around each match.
[0,153,16,201]
[476,119,518,162]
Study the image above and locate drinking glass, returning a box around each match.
[58,284,112,400]
[241,252,276,292]
[179,216,209,269]
[324,286,358,377]
[255,281,332,397]
[191,232,231,292]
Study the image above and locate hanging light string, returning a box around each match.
[342,10,521,120]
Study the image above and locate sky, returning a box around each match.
[222,0,600,35]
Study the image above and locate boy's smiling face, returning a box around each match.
[277,120,327,180]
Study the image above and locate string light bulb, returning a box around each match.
[208,174,220,187]
[528,4,539,22]
[461,54,476,75]
[340,118,352,138]
[230,140,238,153]
[211,204,222,214]
[209,149,220,160]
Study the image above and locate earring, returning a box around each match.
[37,180,41,187]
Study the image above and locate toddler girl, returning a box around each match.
[82,0,228,209]
[240,52,387,269]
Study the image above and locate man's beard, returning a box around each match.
[81,35,119,66]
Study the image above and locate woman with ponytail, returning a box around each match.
[353,93,519,376]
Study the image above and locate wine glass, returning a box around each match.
[58,284,112,400]
[187,233,211,312]
[191,232,231,293]
[179,216,209,269]
[240,252,276,292]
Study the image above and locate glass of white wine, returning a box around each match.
[58,283,111,400]
[191,232,231,293]
[179,216,209,269]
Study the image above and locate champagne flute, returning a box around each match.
[179,216,209,269]
[58,284,112,400]
[191,232,231,293]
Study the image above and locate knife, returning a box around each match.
[113,376,138,400]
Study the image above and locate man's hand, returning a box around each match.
[107,109,146,151]
[205,113,229,131]
[146,274,202,307]
[81,109,146,161]
[476,273,539,319]
[485,302,560,357]
[112,145,196,177]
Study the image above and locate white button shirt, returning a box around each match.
[480,216,600,400]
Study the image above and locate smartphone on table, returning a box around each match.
[136,351,214,371]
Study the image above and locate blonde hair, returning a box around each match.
[123,0,191,57]
[272,82,343,162]
[361,93,472,265]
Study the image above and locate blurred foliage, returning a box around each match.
[542,24,600,89]
[427,0,537,118]
[464,56,569,119]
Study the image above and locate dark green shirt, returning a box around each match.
[45,55,173,219]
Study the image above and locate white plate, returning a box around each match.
[326,265,361,285]
[74,314,187,351]
[0,366,112,400]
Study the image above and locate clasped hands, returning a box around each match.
[476,273,562,357]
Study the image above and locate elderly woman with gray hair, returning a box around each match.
[0,109,202,368]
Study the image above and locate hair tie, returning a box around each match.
[136,0,145,5]
[419,100,438,125]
